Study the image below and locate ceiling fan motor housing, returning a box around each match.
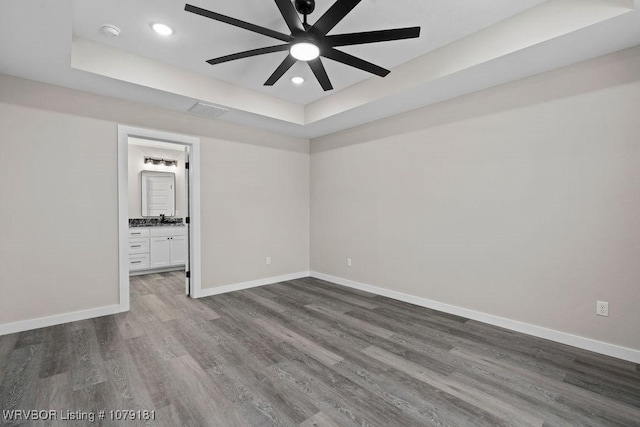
[295,0,315,16]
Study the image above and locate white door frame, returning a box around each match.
[117,125,202,310]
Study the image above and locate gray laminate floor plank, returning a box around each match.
[350,304,576,376]
[32,372,73,427]
[0,334,18,386]
[272,360,425,427]
[165,354,240,426]
[103,345,155,422]
[206,360,311,426]
[1,272,639,426]
[284,305,457,378]
[114,310,146,341]
[299,411,341,427]
[329,358,479,427]
[71,381,120,427]
[278,282,370,314]
[288,279,379,309]
[139,294,181,323]
[304,304,393,338]
[212,316,286,368]
[252,316,344,367]
[69,321,107,392]
[162,318,227,371]
[237,290,290,314]
[0,344,44,425]
[300,277,378,299]
[124,334,174,410]
[33,325,68,380]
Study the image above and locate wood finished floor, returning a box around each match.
[1,272,640,426]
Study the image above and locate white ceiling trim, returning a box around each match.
[71,37,305,124]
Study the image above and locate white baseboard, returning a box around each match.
[310,271,640,364]
[194,271,311,298]
[0,304,126,336]
[129,266,184,276]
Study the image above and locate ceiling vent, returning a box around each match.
[187,102,228,119]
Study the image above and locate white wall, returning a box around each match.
[0,74,309,327]
[128,142,186,219]
[310,46,640,352]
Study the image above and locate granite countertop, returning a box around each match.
[129,218,185,227]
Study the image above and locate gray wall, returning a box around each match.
[310,46,640,351]
[0,75,310,326]
[0,101,120,323]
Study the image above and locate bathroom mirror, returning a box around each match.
[141,171,176,217]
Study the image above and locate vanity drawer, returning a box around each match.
[129,254,149,270]
[128,238,149,254]
[150,227,185,237]
[128,228,150,238]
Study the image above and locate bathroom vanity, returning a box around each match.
[128,222,186,275]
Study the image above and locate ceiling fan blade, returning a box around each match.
[207,45,290,65]
[327,27,421,47]
[274,0,304,34]
[312,0,362,36]
[323,48,389,77]
[308,58,333,91]
[185,4,292,42]
[264,55,297,86]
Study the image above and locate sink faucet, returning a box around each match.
[160,214,165,223]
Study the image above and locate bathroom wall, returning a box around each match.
[128,140,186,219]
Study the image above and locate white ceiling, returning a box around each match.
[1,0,639,139]
[72,0,545,105]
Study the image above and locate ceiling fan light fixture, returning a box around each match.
[291,76,305,85]
[184,1,421,91]
[152,23,174,36]
[290,42,320,61]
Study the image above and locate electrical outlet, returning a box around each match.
[596,300,609,317]
[347,258,352,267]
[266,256,271,265]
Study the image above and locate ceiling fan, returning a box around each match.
[184,0,421,91]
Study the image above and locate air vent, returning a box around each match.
[187,102,228,119]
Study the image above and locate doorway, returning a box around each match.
[117,125,201,311]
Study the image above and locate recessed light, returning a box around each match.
[291,77,304,85]
[100,24,121,38]
[152,23,173,36]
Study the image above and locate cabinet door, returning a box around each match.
[170,236,186,266]
[150,237,171,268]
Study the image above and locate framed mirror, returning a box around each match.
[141,171,176,217]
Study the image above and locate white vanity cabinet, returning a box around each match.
[128,226,185,274]
[149,227,186,269]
